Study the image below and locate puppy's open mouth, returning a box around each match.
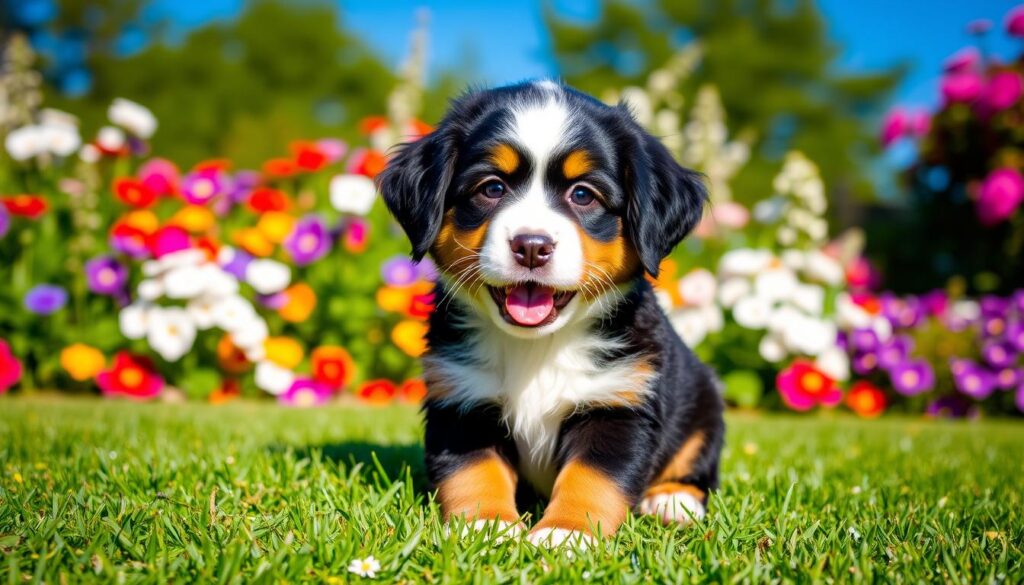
[487,283,576,327]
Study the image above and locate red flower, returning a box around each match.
[407,292,435,319]
[97,352,164,400]
[0,339,23,394]
[311,346,355,390]
[845,381,887,418]
[2,195,48,219]
[348,148,387,179]
[357,379,396,403]
[193,159,233,172]
[247,187,291,213]
[399,379,427,402]
[113,177,157,208]
[776,359,842,411]
[290,141,329,172]
[262,157,298,178]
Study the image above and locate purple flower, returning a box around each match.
[279,378,331,407]
[1013,290,1024,314]
[85,256,128,296]
[24,284,68,315]
[889,359,935,396]
[0,205,9,238]
[1006,321,1024,352]
[995,367,1021,390]
[416,257,439,281]
[381,255,418,286]
[229,170,261,204]
[943,47,980,74]
[1017,384,1024,413]
[982,316,1008,338]
[181,169,225,205]
[979,295,1011,318]
[852,351,880,376]
[219,247,253,280]
[878,336,914,370]
[953,361,997,400]
[284,216,331,266]
[921,290,948,317]
[927,395,978,419]
[850,328,880,352]
[257,292,287,310]
[981,340,1016,369]
[977,168,1024,226]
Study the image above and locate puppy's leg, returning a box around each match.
[638,482,706,525]
[639,428,719,526]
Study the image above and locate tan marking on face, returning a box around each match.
[562,150,593,179]
[489,144,520,175]
[654,431,706,484]
[432,210,488,286]
[643,481,706,502]
[533,460,628,537]
[437,450,519,522]
[576,221,641,299]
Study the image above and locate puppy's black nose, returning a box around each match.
[510,234,555,269]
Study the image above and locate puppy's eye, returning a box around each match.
[478,180,507,200]
[568,185,597,207]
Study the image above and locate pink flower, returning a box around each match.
[941,71,984,103]
[138,158,180,197]
[776,360,843,412]
[977,168,1024,226]
[148,226,192,258]
[880,108,908,146]
[908,110,931,136]
[0,339,22,394]
[1006,5,1024,37]
[984,72,1023,111]
[943,47,980,73]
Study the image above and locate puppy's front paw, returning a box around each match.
[526,527,596,550]
[445,519,524,543]
[638,490,706,525]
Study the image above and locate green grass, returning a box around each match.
[0,398,1022,583]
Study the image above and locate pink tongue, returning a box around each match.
[505,284,556,326]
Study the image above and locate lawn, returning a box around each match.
[0,398,1021,583]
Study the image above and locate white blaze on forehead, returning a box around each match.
[511,98,569,171]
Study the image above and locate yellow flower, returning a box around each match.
[60,344,106,382]
[233,227,274,257]
[122,209,159,233]
[279,283,317,323]
[376,286,412,313]
[263,337,304,369]
[256,212,297,244]
[170,205,216,233]
[392,320,428,357]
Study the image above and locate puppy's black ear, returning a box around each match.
[376,127,457,261]
[624,127,708,277]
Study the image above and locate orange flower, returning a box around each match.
[648,258,682,307]
[60,344,105,382]
[361,149,387,178]
[399,378,427,402]
[121,209,160,233]
[359,116,389,134]
[113,177,157,208]
[247,187,292,213]
[845,381,887,418]
[279,283,317,322]
[377,286,413,313]
[262,158,298,178]
[233,227,274,257]
[217,335,251,374]
[392,320,428,357]
[193,159,232,172]
[264,337,304,369]
[357,379,396,403]
[256,211,296,244]
[208,378,241,404]
[311,346,355,390]
[169,205,216,233]
[195,235,221,261]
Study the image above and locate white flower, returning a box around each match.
[146,307,196,362]
[781,315,836,357]
[719,249,773,278]
[733,296,772,329]
[678,268,716,307]
[803,250,844,285]
[245,259,291,295]
[119,303,151,339]
[754,268,798,303]
[231,318,269,351]
[187,297,218,330]
[108,98,157,138]
[143,249,205,277]
[767,304,802,334]
[670,309,708,347]
[816,347,850,382]
[164,266,210,299]
[791,283,825,315]
[330,174,377,216]
[4,125,44,161]
[780,249,805,271]
[204,269,239,298]
[137,279,165,301]
[347,555,381,579]
[871,316,893,343]
[654,290,674,313]
[951,300,980,322]
[255,361,295,395]
[806,218,828,242]
[79,144,100,163]
[717,278,750,308]
[96,126,126,152]
[776,226,797,246]
[701,304,724,334]
[835,292,871,330]
[211,295,258,331]
[39,122,81,157]
[758,334,787,363]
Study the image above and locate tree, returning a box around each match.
[545,0,905,223]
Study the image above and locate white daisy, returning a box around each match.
[254,361,295,395]
[119,303,151,340]
[164,265,210,299]
[677,268,717,307]
[96,126,126,152]
[211,295,258,331]
[187,296,218,330]
[670,308,709,347]
[347,556,381,579]
[758,333,787,363]
[329,174,377,216]
[108,98,158,139]
[4,125,44,161]
[245,259,291,295]
[39,122,81,157]
[146,307,197,362]
[717,277,750,308]
[754,268,798,303]
[816,347,850,382]
[732,296,772,329]
[137,279,165,301]
[803,250,844,285]
[719,248,773,278]
[231,318,269,351]
[791,283,825,315]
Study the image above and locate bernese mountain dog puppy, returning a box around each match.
[377,80,724,548]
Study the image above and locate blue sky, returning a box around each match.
[148,0,1023,109]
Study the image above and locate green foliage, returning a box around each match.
[1,399,1022,582]
[545,0,905,213]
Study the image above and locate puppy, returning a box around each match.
[377,80,724,547]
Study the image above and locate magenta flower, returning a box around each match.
[279,378,331,407]
[1006,321,1024,352]
[1007,5,1024,37]
[85,256,128,296]
[878,336,914,370]
[908,110,930,136]
[953,360,996,399]
[984,72,1023,112]
[284,216,331,266]
[138,158,180,197]
[943,47,980,73]
[941,71,984,103]
[880,108,907,147]
[921,290,948,317]
[977,168,1024,226]
[0,339,22,394]
[181,169,225,205]
[381,255,418,286]
[995,367,1021,390]
[889,359,935,396]
[24,284,68,315]
[982,340,1016,368]
[149,226,191,258]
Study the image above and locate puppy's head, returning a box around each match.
[377,81,706,337]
